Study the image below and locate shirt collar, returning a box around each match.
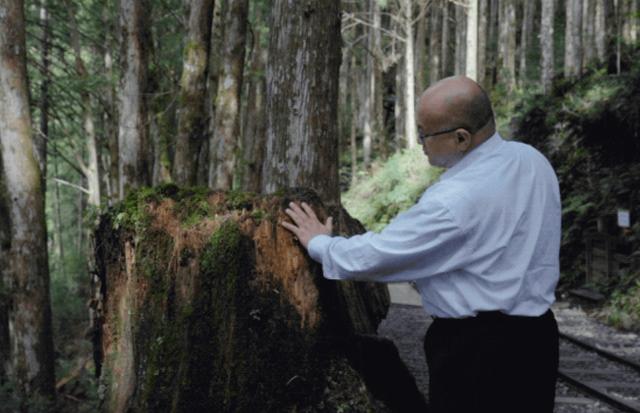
[439,131,503,181]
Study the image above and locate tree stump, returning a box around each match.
[92,185,427,412]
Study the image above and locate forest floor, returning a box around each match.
[377,289,640,413]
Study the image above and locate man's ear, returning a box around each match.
[456,130,472,151]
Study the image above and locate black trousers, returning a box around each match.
[423,309,559,413]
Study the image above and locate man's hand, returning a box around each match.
[280,201,333,249]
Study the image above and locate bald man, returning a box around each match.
[282,76,561,413]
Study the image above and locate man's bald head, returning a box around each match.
[417,76,495,137]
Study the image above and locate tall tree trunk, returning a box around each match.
[261,0,342,206]
[117,0,152,198]
[0,0,55,402]
[362,0,378,168]
[477,0,488,87]
[36,0,50,179]
[209,0,249,190]
[441,1,453,77]
[487,0,499,86]
[498,0,516,91]
[394,63,405,148]
[173,0,214,186]
[466,0,479,81]
[402,0,417,149]
[455,3,467,75]
[519,0,535,85]
[564,0,583,78]
[429,1,442,84]
[66,0,101,207]
[350,71,358,186]
[582,0,596,69]
[371,1,385,160]
[595,0,611,65]
[103,1,119,203]
[541,0,555,93]
[414,7,428,93]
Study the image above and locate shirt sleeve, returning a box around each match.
[307,198,468,283]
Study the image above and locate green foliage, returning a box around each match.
[605,272,640,330]
[342,148,441,232]
[512,48,640,292]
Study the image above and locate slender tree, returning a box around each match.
[35,0,50,179]
[173,0,215,186]
[582,0,597,68]
[209,0,249,190]
[66,0,102,207]
[498,0,516,91]
[117,0,152,198]
[466,0,479,81]
[401,0,417,148]
[519,0,536,85]
[414,6,428,92]
[429,0,442,84]
[541,0,555,93]
[477,0,488,87]
[486,0,499,86]
[261,0,341,205]
[0,0,55,402]
[455,2,467,75]
[564,0,583,77]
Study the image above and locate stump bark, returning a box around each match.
[92,185,427,412]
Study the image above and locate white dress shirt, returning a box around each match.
[308,133,561,318]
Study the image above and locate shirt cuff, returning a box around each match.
[307,234,333,263]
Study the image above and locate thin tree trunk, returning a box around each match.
[595,0,607,64]
[519,0,535,85]
[53,156,65,269]
[350,54,358,185]
[402,0,417,149]
[564,0,583,77]
[414,6,428,93]
[583,0,596,69]
[499,0,516,91]
[466,0,479,81]
[173,0,214,186]
[487,0,499,86]
[362,0,377,168]
[541,0,555,93]
[372,1,385,159]
[36,0,50,179]
[455,3,467,75]
[103,1,119,203]
[66,0,101,207]
[0,0,55,401]
[429,1,442,84]
[441,1,452,77]
[394,63,405,148]
[117,0,152,198]
[261,0,342,206]
[209,0,249,190]
[477,0,488,87]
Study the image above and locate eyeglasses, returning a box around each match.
[417,126,466,145]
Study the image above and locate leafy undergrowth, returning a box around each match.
[512,48,640,329]
[603,272,640,331]
[342,148,441,232]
